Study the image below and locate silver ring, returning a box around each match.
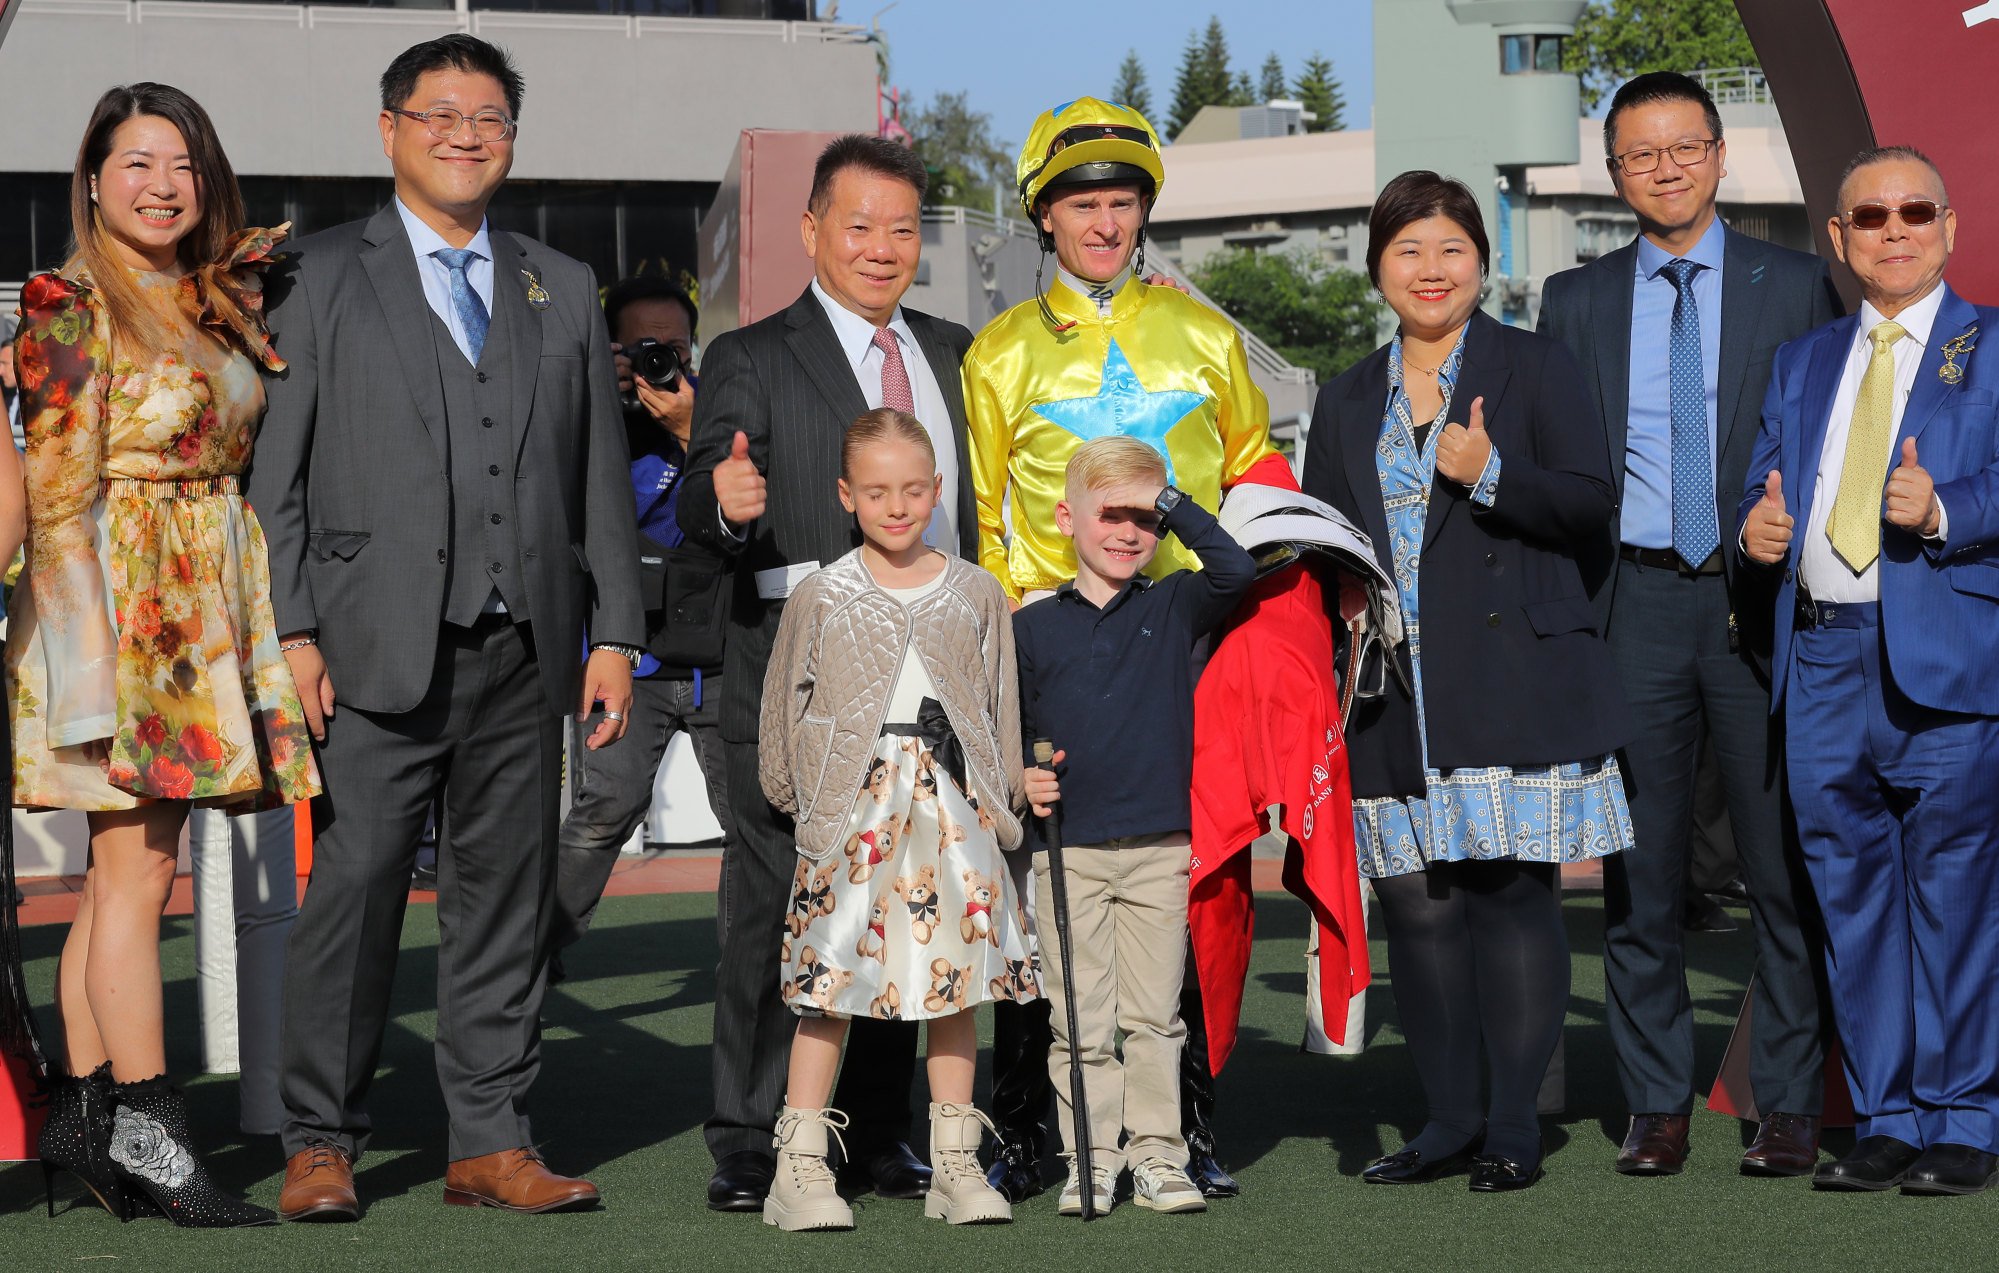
[603,711,626,723]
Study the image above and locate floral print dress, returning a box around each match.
[7,227,320,810]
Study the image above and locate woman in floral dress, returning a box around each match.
[8,83,319,1228]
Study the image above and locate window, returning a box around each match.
[1501,34,1566,75]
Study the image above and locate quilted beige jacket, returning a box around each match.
[759,550,1025,861]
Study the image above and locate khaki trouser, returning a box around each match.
[1032,834,1192,1174]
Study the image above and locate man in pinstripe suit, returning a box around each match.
[677,135,979,1211]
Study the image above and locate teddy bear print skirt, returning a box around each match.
[781,728,1039,1022]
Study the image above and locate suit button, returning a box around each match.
[482,416,495,429]
[1484,552,1498,567]
[490,513,503,524]
[488,464,501,476]
[476,371,489,383]
[490,562,503,573]
[1785,569,1795,583]
[437,549,446,563]
[1487,612,1502,628]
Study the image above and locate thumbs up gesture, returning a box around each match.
[715,430,768,527]
[1743,470,1793,564]
[1434,395,1492,487]
[1883,437,1940,535]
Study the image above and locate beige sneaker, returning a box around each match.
[1131,1157,1207,1213]
[763,1106,854,1232]
[1056,1154,1118,1217]
[922,1103,1012,1224]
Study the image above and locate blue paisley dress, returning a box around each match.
[1352,330,1635,880]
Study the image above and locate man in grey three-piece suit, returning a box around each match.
[246,35,643,1220]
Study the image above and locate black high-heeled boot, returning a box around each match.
[37,1062,130,1220]
[106,1075,276,1228]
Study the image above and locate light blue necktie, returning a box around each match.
[433,247,489,365]
[1660,258,1717,569]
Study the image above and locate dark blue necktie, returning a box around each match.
[433,247,489,365]
[1087,282,1115,314]
[1661,259,1717,569]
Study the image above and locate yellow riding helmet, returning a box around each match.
[1016,96,1166,220]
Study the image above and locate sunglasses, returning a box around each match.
[1843,200,1945,230]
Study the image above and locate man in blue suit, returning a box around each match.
[1742,145,1999,1196]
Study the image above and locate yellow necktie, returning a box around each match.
[1826,320,1907,572]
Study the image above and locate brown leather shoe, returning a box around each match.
[1741,1111,1821,1177]
[279,1140,360,1222]
[1615,1113,1691,1176]
[443,1148,600,1213]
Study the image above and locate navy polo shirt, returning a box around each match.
[1013,497,1255,847]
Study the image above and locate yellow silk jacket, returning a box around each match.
[962,275,1274,599]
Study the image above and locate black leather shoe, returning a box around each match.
[842,1140,931,1200]
[984,1136,1045,1203]
[1901,1143,1999,1196]
[1708,878,1750,905]
[1681,892,1737,932]
[706,1150,774,1211]
[1813,1135,1923,1191]
[1362,1140,1480,1185]
[1469,1152,1545,1192]
[1187,1146,1240,1198]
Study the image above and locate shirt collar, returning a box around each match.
[396,197,492,266]
[810,278,914,372]
[1055,574,1155,611]
[1856,282,1947,350]
[1635,216,1727,281]
[1054,262,1133,308]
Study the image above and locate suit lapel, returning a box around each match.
[1792,316,1857,533]
[1903,286,1980,447]
[784,289,870,425]
[1339,361,1394,568]
[1591,243,1637,491]
[907,310,977,556]
[1426,315,1512,548]
[359,205,448,464]
[487,231,543,462]
[1717,228,1771,460]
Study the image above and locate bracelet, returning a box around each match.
[278,637,317,653]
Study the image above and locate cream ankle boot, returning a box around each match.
[923,1103,1013,1224]
[763,1106,853,1232]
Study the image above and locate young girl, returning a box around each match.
[759,408,1037,1232]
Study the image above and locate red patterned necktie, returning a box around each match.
[872,326,916,414]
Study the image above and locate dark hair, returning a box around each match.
[807,134,928,217]
[381,34,524,120]
[1836,144,1949,207]
[1603,71,1723,160]
[1364,170,1490,287]
[603,276,698,342]
[69,83,249,360]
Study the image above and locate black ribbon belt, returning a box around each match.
[880,697,968,794]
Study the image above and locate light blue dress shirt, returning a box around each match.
[395,198,495,366]
[1622,219,1725,549]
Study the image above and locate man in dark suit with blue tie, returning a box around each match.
[1539,72,1839,1177]
[1741,146,1999,1197]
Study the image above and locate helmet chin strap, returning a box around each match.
[1035,248,1078,334]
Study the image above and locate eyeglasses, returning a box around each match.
[1047,124,1155,156]
[1612,139,1718,175]
[389,107,516,144]
[1843,200,1945,230]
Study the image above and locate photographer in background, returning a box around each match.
[551,277,735,976]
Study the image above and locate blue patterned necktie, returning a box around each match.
[1660,258,1718,570]
[433,246,490,365]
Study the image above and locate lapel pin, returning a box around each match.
[521,268,552,311]
[1939,327,1977,386]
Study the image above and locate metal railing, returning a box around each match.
[1692,66,1770,106]
[922,206,1312,387]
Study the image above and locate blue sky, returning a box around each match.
[863,0,1377,153]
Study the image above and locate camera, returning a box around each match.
[622,337,684,411]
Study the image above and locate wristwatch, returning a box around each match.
[1154,485,1186,520]
[592,642,644,668]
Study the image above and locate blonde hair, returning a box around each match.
[1065,435,1166,497]
[841,407,936,478]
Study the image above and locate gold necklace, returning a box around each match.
[1402,355,1440,376]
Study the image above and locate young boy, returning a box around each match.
[1015,435,1255,1216]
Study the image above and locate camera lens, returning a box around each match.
[631,338,682,393]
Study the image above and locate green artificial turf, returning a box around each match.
[0,889,1990,1270]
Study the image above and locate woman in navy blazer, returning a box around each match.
[1301,172,1632,1192]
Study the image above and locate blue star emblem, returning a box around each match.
[1030,339,1205,482]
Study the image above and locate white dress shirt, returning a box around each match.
[810,280,960,556]
[395,198,495,366]
[1799,283,1949,604]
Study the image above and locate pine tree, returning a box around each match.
[1168,33,1209,138]
[1258,52,1288,103]
[1229,70,1256,107]
[1110,48,1152,119]
[1293,53,1347,132]
[1169,16,1243,138]
[1199,16,1234,105]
